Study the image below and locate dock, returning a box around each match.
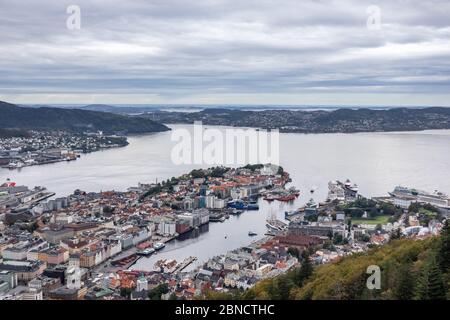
[172,256,197,274]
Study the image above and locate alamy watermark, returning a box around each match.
[366,5,381,30]
[366,265,381,290]
[170,122,280,166]
[66,5,81,30]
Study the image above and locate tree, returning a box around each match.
[333,233,343,245]
[415,257,446,300]
[190,169,205,179]
[276,276,294,300]
[390,228,402,241]
[296,251,313,287]
[168,293,178,300]
[393,264,415,300]
[148,283,169,300]
[287,247,300,259]
[438,220,450,273]
[277,166,284,175]
[120,287,132,298]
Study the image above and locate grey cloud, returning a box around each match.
[0,0,449,105]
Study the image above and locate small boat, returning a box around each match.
[154,242,165,251]
[231,209,243,215]
[248,231,257,236]
[137,248,155,256]
[285,210,300,217]
[246,203,259,210]
[228,200,259,210]
[288,186,301,197]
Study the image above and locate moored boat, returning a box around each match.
[154,242,165,251]
[137,248,155,256]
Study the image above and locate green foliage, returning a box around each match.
[343,198,402,219]
[393,263,415,300]
[415,256,447,300]
[140,183,162,200]
[287,247,300,259]
[148,283,169,300]
[276,166,284,175]
[333,233,344,245]
[209,166,229,178]
[200,289,240,300]
[168,293,178,300]
[190,169,206,179]
[408,202,439,214]
[438,220,450,273]
[295,251,313,287]
[243,236,449,300]
[120,287,132,298]
[0,101,169,134]
[242,164,264,172]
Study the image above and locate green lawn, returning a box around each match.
[351,215,391,225]
[418,208,437,217]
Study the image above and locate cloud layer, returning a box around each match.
[1,0,450,105]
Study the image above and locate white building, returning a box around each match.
[393,196,415,209]
[136,277,148,292]
[213,198,226,209]
[66,265,82,290]
[158,219,176,236]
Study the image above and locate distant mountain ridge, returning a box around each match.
[0,101,170,134]
[140,107,450,133]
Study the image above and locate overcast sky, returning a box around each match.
[1,0,449,106]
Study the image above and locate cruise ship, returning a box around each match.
[389,186,450,211]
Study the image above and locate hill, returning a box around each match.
[238,222,450,300]
[143,107,450,133]
[0,101,170,135]
[202,222,450,300]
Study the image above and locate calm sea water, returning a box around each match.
[1,126,449,271]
